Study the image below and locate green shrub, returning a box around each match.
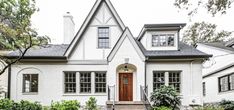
[0,99,42,110]
[219,100,234,110]
[152,106,172,110]
[51,100,80,110]
[85,97,99,110]
[150,86,181,109]
[17,100,42,110]
[0,98,14,109]
[194,105,224,110]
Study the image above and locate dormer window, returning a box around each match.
[152,34,175,47]
[98,27,109,48]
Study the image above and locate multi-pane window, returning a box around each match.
[80,72,91,93]
[219,73,234,92]
[203,82,206,96]
[153,71,181,93]
[230,74,234,90]
[64,72,76,93]
[98,27,109,48]
[219,76,229,92]
[169,72,180,92]
[153,71,165,91]
[152,34,175,47]
[23,74,38,93]
[95,72,106,93]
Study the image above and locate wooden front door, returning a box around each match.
[119,73,133,101]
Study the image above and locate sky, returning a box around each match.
[31,0,234,44]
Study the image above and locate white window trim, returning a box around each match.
[63,71,107,96]
[97,27,111,49]
[153,71,181,92]
[22,73,39,94]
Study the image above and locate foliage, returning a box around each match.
[85,97,99,110]
[152,106,172,110]
[174,0,234,17]
[150,86,181,109]
[0,0,50,75]
[0,98,15,109]
[182,22,232,46]
[0,98,42,110]
[50,100,81,110]
[219,100,234,110]
[194,105,224,110]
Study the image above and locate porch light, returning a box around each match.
[124,65,128,72]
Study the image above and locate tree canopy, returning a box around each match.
[0,0,50,74]
[174,0,234,17]
[182,22,232,46]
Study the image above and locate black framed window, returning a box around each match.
[80,72,91,93]
[203,82,206,96]
[230,74,234,90]
[219,76,229,92]
[64,72,76,93]
[98,27,109,48]
[152,34,175,47]
[95,72,106,93]
[169,71,181,92]
[23,74,38,93]
[219,73,234,92]
[153,71,165,91]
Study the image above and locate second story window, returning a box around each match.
[152,34,175,47]
[98,27,109,48]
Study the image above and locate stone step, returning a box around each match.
[106,101,145,110]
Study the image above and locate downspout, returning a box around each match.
[144,57,148,94]
[7,65,11,99]
[190,60,194,96]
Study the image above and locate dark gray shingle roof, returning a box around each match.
[137,41,211,59]
[8,44,69,57]
[202,42,234,52]
[144,23,186,29]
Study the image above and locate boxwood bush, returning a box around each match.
[0,98,42,110]
[50,100,80,110]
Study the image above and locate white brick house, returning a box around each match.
[7,0,211,108]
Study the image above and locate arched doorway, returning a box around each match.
[116,64,136,101]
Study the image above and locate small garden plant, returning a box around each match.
[150,85,181,110]
[85,97,99,110]
[50,100,80,110]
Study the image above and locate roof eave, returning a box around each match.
[146,55,212,59]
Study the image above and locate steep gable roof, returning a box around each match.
[64,0,125,57]
[107,28,145,61]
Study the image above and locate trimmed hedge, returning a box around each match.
[0,99,81,110]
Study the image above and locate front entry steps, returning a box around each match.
[106,101,145,110]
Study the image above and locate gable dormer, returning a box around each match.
[137,24,186,51]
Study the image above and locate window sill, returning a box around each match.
[218,90,234,94]
[22,92,38,95]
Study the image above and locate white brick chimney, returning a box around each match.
[63,12,75,44]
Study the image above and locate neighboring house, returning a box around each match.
[197,40,234,103]
[7,0,211,108]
